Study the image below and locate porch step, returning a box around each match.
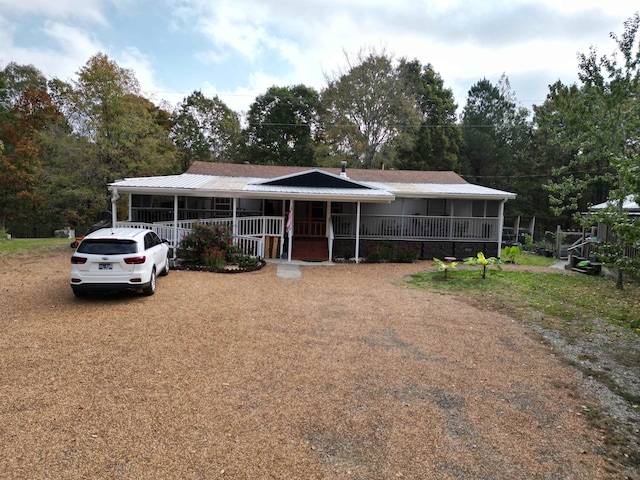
[292,238,329,262]
[571,264,602,275]
[570,256,602,275]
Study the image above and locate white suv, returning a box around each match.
[70,228,170,297]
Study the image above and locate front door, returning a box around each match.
[294,201,326,237]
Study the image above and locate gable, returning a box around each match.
[256,170,373,190]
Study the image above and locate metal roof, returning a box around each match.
[590,195,639,211]
[369,182,517,199]
[109,169,516,201]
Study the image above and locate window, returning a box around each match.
[472,200,486,217]
[144,232,162,250]
[427,199,446,216]
[78,239,138,255]
[214,197,231,211]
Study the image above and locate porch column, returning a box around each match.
[355,202,361,264]
[497,199,506,259]
[232,197,238,238]
[173,195,179,258]
[110,188,119,226]
[327,201,333,262]
[279,199,285,258]
[449,200,455,240]
[127,194,132,221]
[287,201,294,262]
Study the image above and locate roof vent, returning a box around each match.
[340,161,348,178]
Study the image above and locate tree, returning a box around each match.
[321,50,420,169]
[244,85,321,166]
[534,82,610,222]
[459,76,531,186]
[171,91,241,170]
[0,63,47,108]
[458,75,537,225]
[0,87,65,235]
[393,59,461,171]
[70,55,176,173]
[544,13,640,289]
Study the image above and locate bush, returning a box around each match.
[366,241,419,263]
[228,252,262,269]
[177,223,233,266]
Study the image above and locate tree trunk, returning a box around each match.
[616,269,624,290]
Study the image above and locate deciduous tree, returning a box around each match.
[543,13,640,288]
[244,85,321,166]
[171,91,241,170]
[321,50,420,169]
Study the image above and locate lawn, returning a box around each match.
[0,237,71,258]
[407,255,640,331]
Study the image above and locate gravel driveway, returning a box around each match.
[0,248,621,479]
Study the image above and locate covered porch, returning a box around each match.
[107,165,514,263]
[110,193,506,263]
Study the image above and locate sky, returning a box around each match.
[0,0,637,115]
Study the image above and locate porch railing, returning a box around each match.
[154,216,283,237]
[332,214,500,241]
[116,214,499,259]
[130,208,262,223]
[116,216,283,258]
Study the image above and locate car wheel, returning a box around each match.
[142,268,156,296]
[160,253,170,276]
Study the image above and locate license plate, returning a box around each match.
[99,263,112,270]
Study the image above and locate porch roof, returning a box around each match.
[590,195,639,212]
[108,162,516,202]
[368,182,517,200]
[109,173,395,202]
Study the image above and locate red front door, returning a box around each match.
[293,201,326,237]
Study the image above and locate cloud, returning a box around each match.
[0,20,105,82]
[0,0,112,24]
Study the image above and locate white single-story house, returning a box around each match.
[589,195,640,243]
[107,161,517,263]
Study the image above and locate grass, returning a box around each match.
[409,262,640,331]
[0,237,71,258]
[507,250,557,267]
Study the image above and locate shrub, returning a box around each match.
[433,257,458,279]
[502,245,521,263]
[366,241,419,263]
[464,252,502,279]
[202,246,226,269]
[228,252,262,269]
[177,223,233,266]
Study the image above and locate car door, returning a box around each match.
[145,232,164,270]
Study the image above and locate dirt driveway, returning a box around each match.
[0,248,623,479]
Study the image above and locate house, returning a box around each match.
[571,195,640,267]
[589,195,640,244]
[107,161,517,263]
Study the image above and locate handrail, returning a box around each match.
[567,237,600,253]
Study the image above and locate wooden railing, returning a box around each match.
[332,214,500,241]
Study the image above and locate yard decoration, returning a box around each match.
[464,252,502,279]
[432,257,458,279]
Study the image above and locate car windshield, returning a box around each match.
[77,239,138,255]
